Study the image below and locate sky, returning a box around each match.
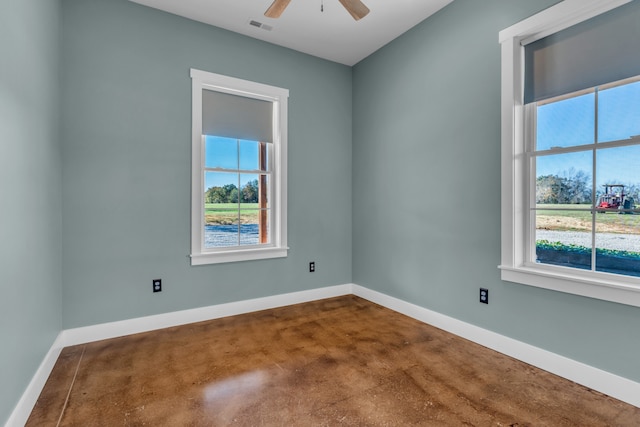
[536,79,640,188]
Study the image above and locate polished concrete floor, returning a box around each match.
[27,295,640,426]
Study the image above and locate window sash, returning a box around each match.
[201,138,274,251]
[523,83,640,278]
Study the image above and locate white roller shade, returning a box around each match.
[202,89,273,142]
[524,1,640,103]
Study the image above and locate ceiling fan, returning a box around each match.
[265,0,370,21]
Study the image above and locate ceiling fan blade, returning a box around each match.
[264,0,292,18]
[338,0,370,20]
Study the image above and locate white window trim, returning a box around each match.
[190,69,288,265]
[498,0,640,307]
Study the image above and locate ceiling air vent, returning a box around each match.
[249,20,273,31]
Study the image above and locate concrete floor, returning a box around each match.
[27,295,640,426]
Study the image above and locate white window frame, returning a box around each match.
[499,0,640,307]
[190,69,288,265]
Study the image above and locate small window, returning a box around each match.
[190,69,288,265]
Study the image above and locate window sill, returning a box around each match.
[499,264,640,308]
[191,247,288,266]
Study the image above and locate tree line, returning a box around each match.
[536,170,640,204]
[205,179,259,204]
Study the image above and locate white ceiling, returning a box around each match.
[129,0,454,66]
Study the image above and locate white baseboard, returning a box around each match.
[62,284,353,346]
[351,284,640,408]
[5,333,65,427]
[8,282,639,426]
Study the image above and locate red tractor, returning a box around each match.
[597,184,635,213]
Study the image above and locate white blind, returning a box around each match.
[524,1,640,103]
[202,89,273,142]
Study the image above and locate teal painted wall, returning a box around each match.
[0,0,62,423]
[60,0,352,328]
[4,0,640,421]
[352,0,640,382]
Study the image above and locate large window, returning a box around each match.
[499,0,640,307]
[190,69,288,265]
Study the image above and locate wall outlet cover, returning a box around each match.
[480,288,488,304]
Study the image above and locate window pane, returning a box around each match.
[535,209,593,270]
[239,140,269,172]
[205,136,237,169]
[536,92,595,150]
[239,174,269,245]
[240,174,259,229]
[535,152,592,206]
[595,214,640,276]
[204,172,239,204]
[534,151,593,270]
[239,174,258,205]
[237,206,269,246]
[594,144,640,276]
[598,80,640,143]
[204,171,240,248]
[204,202,239,225]
[595,145,640,210]
[205,221,239,248]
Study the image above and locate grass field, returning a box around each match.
[535,204,640,234]
[204,203,262,225]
